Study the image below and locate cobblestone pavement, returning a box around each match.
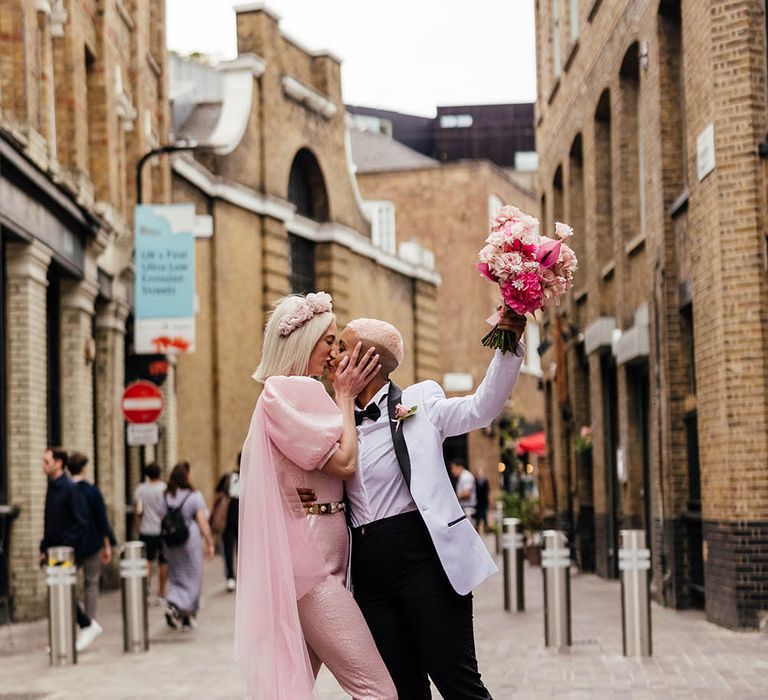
[1,546,767,699]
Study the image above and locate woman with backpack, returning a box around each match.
[162,461,214,629]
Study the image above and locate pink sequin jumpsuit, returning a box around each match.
[263,377,397,700]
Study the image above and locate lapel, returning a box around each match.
[387,382,412,489]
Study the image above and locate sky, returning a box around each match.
[165,0,537,118]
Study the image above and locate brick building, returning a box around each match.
[168,6,440,499]
[535,0,768,629]
[0,0,171,620]
[349,125,545,491]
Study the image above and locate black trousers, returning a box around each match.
[75,603,91,629]
[351,511,492,700]
[222,525,238,580]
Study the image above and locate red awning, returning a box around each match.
[515,431,546,456]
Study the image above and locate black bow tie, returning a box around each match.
[355,402,382,426]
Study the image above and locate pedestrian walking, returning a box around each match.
[133,462,168,603]
[67,452,116,620]
[212,453,240,591]
[451,458,477,518]
[39,447,103,652]
[474,466,490,533]
[161,461,214,630]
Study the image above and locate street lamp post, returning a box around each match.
[136,141,209,205]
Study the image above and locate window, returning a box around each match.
[47,267,62,447]
[288,149,329,222]
[619,44,642,245]
[514,151,539,172]
[570,0,580,42]
[439,114,473,129]
[594,90,614,270]
[522,322,543,376]
[364,201,397,255]
[0,238,6,504]
[288,234,316,295]
[552,0,562,78]
[351,114,393,137]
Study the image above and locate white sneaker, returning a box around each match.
[226,578,236,592]
[76,620,103,652]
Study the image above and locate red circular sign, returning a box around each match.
[122,381,164,424]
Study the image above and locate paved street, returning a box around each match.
[1,543,767,699]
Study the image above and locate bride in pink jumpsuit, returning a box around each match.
[235,292,397,700]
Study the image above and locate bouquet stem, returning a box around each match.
[481,326,520,354]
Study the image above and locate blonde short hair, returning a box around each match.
[252,295,335,383]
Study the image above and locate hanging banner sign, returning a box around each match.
[134,204,196,354]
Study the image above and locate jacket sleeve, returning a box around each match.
[63,483,89,554]
[422,344,525,438]
[95,488,117,546]
[261,376,343,471]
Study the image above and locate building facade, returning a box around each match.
[536,0,768,629]
[346,103,537,170]
[169,6,440,500]
[0,0,171,620]
[350,126,545,491]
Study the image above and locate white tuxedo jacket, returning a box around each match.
[386,345,525,595]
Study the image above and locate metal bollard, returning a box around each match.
[619,529,652,657]
[495,501,504,555]
[46,546,77,666]
[120,541,149,653]
[502,517,525,612]
[541,530,571,649]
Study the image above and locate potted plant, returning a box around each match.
[501,492,543,566]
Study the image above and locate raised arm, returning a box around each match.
[423,343,525,438]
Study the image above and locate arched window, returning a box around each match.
[287,148,329,222]
[568,133,587,287]
[619,43,643,243]
[594,89,613,271]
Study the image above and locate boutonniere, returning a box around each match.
[392,403,417,430]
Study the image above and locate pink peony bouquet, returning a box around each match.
[476,205,577,353]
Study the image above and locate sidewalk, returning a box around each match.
[2,549,768,698]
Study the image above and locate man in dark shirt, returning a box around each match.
[39,447,103,652]
[68,452,116,621]
[214,452,240,591]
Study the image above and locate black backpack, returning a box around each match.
[161,492,192,547]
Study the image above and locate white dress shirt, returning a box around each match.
[346,382,417,528]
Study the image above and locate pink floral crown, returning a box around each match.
[277,292,333,337]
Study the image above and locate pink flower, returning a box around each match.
[394,404,410,419]
[556,244,578,274]
[495,252,524,278]
[475,262,499,282]
[555,222,574,240]
[580,425,592,439]
[537,237,563,269]
[501,272,544,315]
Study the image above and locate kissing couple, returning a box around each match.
[234,291,526,699]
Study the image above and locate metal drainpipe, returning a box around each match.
[652,257,668,607]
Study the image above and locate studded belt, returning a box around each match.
[304,501,346,516]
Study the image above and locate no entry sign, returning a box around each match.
[122,381,164,424]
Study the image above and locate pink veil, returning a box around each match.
[234,397,330,699]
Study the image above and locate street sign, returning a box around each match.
[127,423,159,447]
[122,381,164,424]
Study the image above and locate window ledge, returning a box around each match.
[601,260,615,280]
[564,40,580,73]
[625,233,646,256]
[547,78,561,105]
[669,188,689,219]
[588,0,604,22]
